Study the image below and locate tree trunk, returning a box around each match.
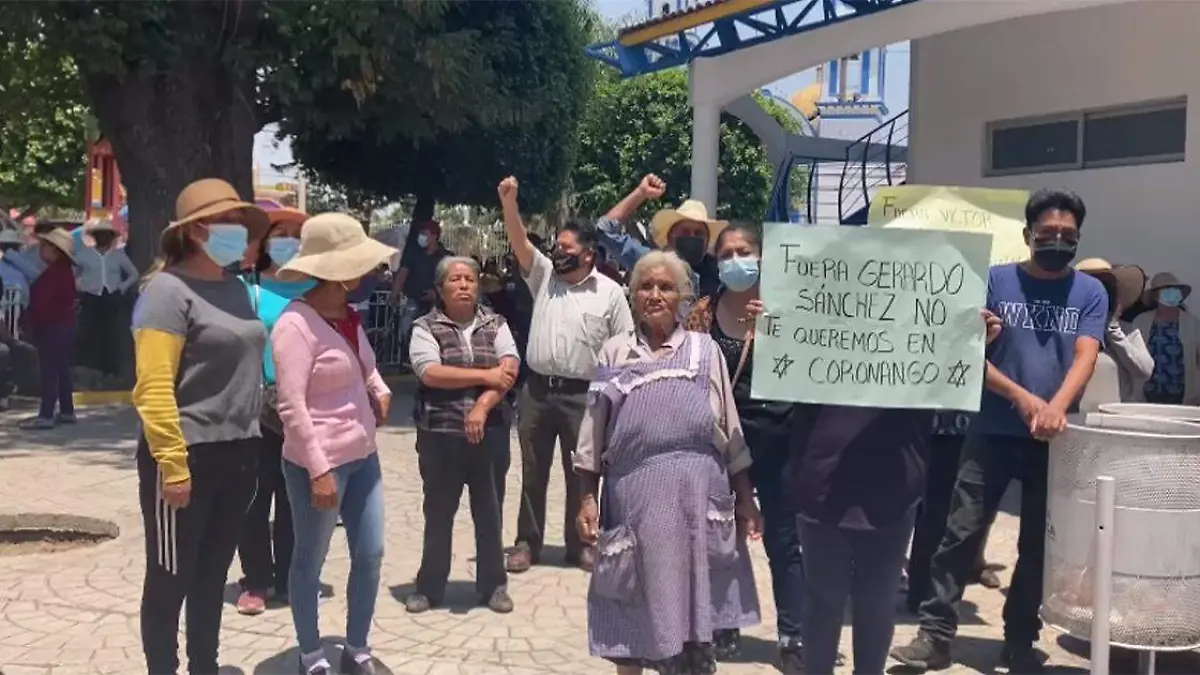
[413,194,436,224]
[69,10,261,272]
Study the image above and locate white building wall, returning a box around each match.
[909,1,1199,286]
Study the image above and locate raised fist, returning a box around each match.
[638,174,666,200]
[498,176,519,204]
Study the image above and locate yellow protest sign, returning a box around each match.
[868,185,1030,266]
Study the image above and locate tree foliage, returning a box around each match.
[0,0,593,268]
[571,68,804,221]
[0,31,88,212]
[282,0,595,215]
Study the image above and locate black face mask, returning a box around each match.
[674,236,707,266]
[93,234,115,247]
[1031,240,1077,273]
[551,249,582,274]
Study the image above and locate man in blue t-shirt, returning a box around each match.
[892,190,1107,674]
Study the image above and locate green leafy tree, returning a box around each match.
[0,0,590,268]
[0,33,88,213]
[571,68,805,221]
[283,0,596,218]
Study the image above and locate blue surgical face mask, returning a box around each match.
[201,223,248,268]
[417,233,430,248]
[267,236,301,266]
[1159,287,1184,307]
[260,276,317,299]
[718,255,760,292]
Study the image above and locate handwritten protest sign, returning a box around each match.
[868,185,1029,266]
[751,224,992,411]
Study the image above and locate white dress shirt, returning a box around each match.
[523,251,635,380]
[75,244,138,295]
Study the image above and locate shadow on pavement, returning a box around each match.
[719,633,783,670]
[254,636,395,675]
[889,635,1088,675]
[387,579,493,615]
[1057,634,1200,674]
[223,581,336,608]
[0,404,138,469]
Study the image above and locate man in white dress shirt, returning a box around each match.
[74,218,137,376]
[496,176,635,573]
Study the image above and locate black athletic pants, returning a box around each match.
[137,437,258,675]
[236,429,292,594]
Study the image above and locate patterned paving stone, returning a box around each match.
[0,403,1097,674]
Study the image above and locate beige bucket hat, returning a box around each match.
[170,178,268,240]
[36,228,76,264]
[277,213,398,282]
[1075,258,1145,313]
[649,199,728,251]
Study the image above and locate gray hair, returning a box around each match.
[628,250,694,314]
[433,255,480,297]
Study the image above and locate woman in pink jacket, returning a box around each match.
[271,213,397,675]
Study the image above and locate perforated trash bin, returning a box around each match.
[1099,403,1200,423]
[1043,413,1200,650]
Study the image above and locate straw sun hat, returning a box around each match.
[277,213,399,282]
[170,178,269,240]
[1075,258,1145,312]
[1145,271,1192,303]
[649,199,728,251]
[36,228,76,264]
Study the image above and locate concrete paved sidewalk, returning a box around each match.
[0,403,1102,675]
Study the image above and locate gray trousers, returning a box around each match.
[415,427,508,599]
[799,512,915,675]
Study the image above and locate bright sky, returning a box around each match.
[255,0,911,180]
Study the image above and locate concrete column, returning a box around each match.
[691,102,720,213]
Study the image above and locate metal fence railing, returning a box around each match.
[1,287,21,339]
[360,289,405,369]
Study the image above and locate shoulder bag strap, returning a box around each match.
[730,328,753,385]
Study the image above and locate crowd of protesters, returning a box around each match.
[0,171,1180,675]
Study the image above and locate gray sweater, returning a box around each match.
[1078,320,1155,412]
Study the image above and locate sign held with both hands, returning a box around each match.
[751,223,992,411]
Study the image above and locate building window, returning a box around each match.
[985,97,1187,176]
[989,118,1080,173]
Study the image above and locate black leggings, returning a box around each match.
[138,438,257,675]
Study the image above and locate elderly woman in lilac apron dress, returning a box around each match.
[573,250,762,675]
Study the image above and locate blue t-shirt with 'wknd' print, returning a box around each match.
[974,263,1108,438]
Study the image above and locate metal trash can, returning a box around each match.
[1043,412,1200,650]
[1099,403,1200,423]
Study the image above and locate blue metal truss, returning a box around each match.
[587,0,923,78]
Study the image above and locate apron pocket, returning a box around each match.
[592,524,640,602]
[707,492,738,568]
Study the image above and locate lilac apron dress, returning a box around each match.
[586,332,760,667]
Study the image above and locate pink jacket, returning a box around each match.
[271,301,391,478]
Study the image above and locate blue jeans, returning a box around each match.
[284,454,385,654]
[748,431,805,642]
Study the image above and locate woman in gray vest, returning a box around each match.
[406,256,521,615]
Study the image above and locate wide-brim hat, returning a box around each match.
[169,178,269,241]
[266,207,309,229]
[277,212,399,282]
[0,229,23,245]
[1145,271,1192,302]
[1075,258,1144,312]
[649,199,728,252]
[36,228,75,264]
